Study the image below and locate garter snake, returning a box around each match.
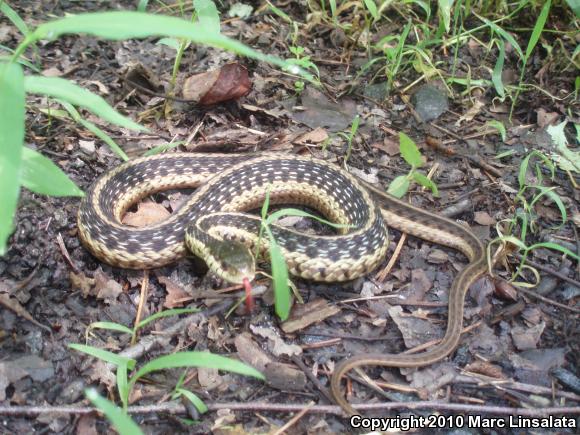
[77,152,487,415]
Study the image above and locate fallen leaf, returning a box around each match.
[473,211,496,225]
[183,63,251,106]
[281,299,341,333]
[157,276,193,308]
[294,127,329,145]
[511,321,546,350]
[94,269,123,304]
[122,201,171,227]
[250,325,302,357]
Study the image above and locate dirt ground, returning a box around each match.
[1,1,579,434]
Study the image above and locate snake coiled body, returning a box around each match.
[78,153,486,415]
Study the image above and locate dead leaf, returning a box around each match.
[234,333,272,372]
[281,298,341,333]
[388,305,443,349]
[198,367,222,390]
[0,355,54,401]
[250,325,302,357]
[511,321,546,350]
[465,360,505,379]
[94,269,123,304]
[263,362,307,391]
[294,127,329,145]
[69,271,95,298]
[157,276,193,308]
[536,108,560,128]
[122,201,171,227]
[473,211,496,225]
[183,63,251,106]
[455,99,485,126]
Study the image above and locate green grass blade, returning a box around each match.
[0,2,31,36]
[130,351,264,384]
[20,147,84,197]
[32,12,305,77]
[491,39,506,99]
[194,0,221,34]
[527,242,580,261]
[268,235,291,321]
[437,0,454,33]
[24,76,146,131]
[477,15,523,61]
[116,363,129,411]
[87,321,134,336]
[69,343,137,369]
[0,62,25,256]
[137,307,200,329]
[85,389,144,435]
[176,388,208,414]
[525,0,552,61]
[59,101,129,161]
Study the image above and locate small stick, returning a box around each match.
[132,270,149,346]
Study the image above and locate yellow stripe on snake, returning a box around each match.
[77,153,486,416]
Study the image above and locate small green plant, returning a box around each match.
[387,132,439,198]
[257,188,353,320]
[267,1,320,92]
[86,307,199,345]
[70,344,263,426]
[490,150,579,285]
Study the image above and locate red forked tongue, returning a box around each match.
[243,277,254,313]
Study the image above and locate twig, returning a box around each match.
[132,270,149,346]
[57,232,79,274]
[514,286,580,314]
[290,356,334,404]
[375,233,406,282]
[0,401,578,417]
[272,402,315,435]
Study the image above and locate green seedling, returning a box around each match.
[387,132,438,198]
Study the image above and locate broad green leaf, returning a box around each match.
[194,0,221,35]
[399,132,423,168]
[131,351,264,384]
[32,12,301,76]
[85,389,144,435]
[363,0,379,20]
[20,147,84,197]
[387,175,410,198]
[0,62,25,256]
[268,234,291,321]
[492,39,505,99]
[0,2,30,36]
[437,0,455,33]
[137,307,200,329]
[24,76,146,132]
[565,0,580,17]
[137,0,149,12]
[156,37,182,50]
[58,100,129,161]
[525,0,551,61]
[176,388,208,414]
[69,343,136,369]
[412,172,439,197]
[87,321,133,336]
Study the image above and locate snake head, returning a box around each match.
[212,241,256,284]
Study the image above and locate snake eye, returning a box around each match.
[213,241,256,284]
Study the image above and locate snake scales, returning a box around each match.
[77,152,486,415]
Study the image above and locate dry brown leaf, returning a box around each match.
[94,269,123,304]
[157,276,193,308]
[474,211,496,225]
[122,201,171,227]
[294,127,329,144]
[183,63,251,106]
[281,298,341,333]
